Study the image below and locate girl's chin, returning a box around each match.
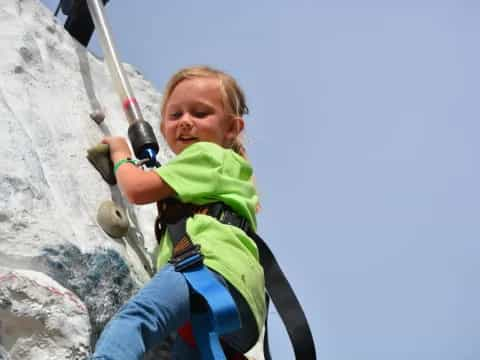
[174,140,198,153]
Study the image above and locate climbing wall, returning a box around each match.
[0,0,172,358]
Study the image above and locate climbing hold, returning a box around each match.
[90,109,105,124]
[96,200,129,238]
[86,143,116,185]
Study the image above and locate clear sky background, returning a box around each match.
[41,1,479,359]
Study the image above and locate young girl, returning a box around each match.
[91,66,266,359]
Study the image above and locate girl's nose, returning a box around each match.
[179,114,193,129]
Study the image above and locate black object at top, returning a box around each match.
[58,0,110,47]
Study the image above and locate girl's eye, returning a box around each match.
[194,111,208,118]
[169,111,182,120]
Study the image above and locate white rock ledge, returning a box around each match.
[0,268,90,360]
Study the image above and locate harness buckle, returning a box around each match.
[219,209,249,232]
[169,240,204,272]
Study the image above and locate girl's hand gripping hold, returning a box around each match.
[101,136,174,205]
[101,136,133,164]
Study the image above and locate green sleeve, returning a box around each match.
[155,142,223,203]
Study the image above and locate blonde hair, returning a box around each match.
[160,65,249,158]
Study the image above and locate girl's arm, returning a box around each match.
[102,136,175,205]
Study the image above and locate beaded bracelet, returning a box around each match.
[113,158,137,174]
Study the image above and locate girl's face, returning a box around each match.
[161,77,242,154]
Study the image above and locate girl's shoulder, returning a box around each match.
[180,142,247,165]
[167,142,253,182]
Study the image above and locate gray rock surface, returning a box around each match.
[0,267,90,359]
[0,0,172,358]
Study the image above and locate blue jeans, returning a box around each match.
[91,264,257,360]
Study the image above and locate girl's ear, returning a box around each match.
[226,116,244,143]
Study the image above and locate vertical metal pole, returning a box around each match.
[85,0,144,126]
[85,0,159,165]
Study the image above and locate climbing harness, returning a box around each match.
[166,216,241,359]
[156,199,317,359]
[156,200,248,359]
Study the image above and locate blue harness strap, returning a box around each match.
[186,266,241,359]
[168,218,241,360]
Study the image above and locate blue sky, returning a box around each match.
[41,1,480,359]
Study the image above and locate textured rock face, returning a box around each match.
[0,268,90,359]
[0,0,171,358]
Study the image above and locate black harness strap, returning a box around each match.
[247,230,316,359]
[166,217,204,272]
[155,199,317,359]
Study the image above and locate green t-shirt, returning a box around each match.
[155,142,266,333]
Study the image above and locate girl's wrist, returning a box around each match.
[113,158,137,174]
[111,152,132,164]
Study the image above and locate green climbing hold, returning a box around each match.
[87,143,116,185]
[96,200,129,238]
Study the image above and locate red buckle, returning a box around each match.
[177,322,247,359]
[177,322,196,348]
